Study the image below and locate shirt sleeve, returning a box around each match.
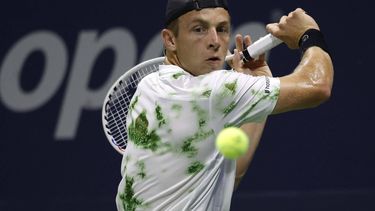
[210,70,280,127]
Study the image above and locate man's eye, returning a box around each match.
[217,26,229,33]
[193,26,205,33]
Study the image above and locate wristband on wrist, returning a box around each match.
[298,29,330,56]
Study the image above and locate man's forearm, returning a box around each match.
[235,120,267,189]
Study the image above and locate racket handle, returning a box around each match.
[225,34,283,62]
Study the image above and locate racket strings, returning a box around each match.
[108,73,141,148]
[104,61,162,151]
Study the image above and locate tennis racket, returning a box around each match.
[102,34,282,154]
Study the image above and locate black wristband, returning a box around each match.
[299,29,330,56]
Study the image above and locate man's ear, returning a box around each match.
[161,29,177,51]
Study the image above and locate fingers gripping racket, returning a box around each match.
[225,34,282,62]
[102,34,282,154]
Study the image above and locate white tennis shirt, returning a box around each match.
[116,64,280,211]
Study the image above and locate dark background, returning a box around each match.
[1,0,374,210]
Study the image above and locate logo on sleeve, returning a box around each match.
[265,77,270,94]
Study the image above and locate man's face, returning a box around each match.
[174,8,230,75]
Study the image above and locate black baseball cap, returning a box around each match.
[165,0,229,26]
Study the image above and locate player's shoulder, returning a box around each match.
[204,69,243,82]
[137,71,159,89]
[210,69,247,77]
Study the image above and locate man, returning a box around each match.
[116,0,333,210]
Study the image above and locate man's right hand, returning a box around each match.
[266,8,320,49]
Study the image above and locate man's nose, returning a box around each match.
[208,28,220,50]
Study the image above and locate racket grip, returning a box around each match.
[225,34,282,62]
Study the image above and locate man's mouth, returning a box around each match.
[207,57,221,61]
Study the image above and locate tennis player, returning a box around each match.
[116,0,334,210]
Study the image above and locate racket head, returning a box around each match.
[102,57,165,154]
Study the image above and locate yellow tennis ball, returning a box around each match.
[215,127,249,159]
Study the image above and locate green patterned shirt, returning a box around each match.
[116,64,280,211]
